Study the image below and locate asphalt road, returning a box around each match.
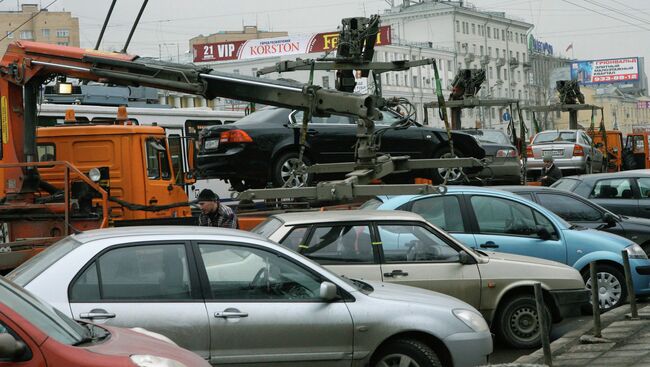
[488,315,590,364]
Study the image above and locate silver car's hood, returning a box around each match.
[361,280,475,309]
[479,251,568,268]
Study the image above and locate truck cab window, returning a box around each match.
[146,138,171,180]
[37,144,56,161]
[167,135,183,182]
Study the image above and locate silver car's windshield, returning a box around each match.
[7,236,82,285]
[534,131,577,144]
[0,279,86,345]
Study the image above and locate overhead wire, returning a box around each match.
[559,0,650,31]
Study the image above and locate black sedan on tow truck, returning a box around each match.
[196,107,485,191]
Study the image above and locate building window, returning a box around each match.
[472,24,476,34]
[322,76,330,89]
[503,69,507,80]
[404,75,409,86]
[56,29,69,38]
[480,45,484,56]
[516,52,520,61]
[510,50,513,59]
[488,47,492,57]
[472,44,476,54]
[6,31,13,39]
[57,41,69,46]
[19,30,33,40]
[502,29,505,40]
[413,76,418,87]
[456,20,460,32]
[496,48,499,58]
[456,42,461,51]
[517,70,521,81]
[489,66,494,79]
[487,27,491,38]
[42,28,50,38]
[503,49,507,58]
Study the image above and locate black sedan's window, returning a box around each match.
[590,178,634,199]
[536,193,602,222]
[293,111,351,124]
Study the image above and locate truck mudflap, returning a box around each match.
[550,288,591,319]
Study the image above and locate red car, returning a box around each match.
[0,277,209,367]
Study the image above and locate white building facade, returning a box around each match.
[381,0,533,129]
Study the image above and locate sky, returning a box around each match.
[1,0,648,69]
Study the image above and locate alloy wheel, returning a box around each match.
[437,152,463,182]
[376,353,421,367]
[280,157,309,187]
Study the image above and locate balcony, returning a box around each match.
[509,57,519,67]
[464,53,475,63]
[495,58,506,67]
[480,55,490,66]
[522,61,532,70]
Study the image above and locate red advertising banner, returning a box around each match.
[193,25,391,63]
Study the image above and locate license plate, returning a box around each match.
[543,149,564,157]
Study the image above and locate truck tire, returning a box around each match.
[582,264,627,311]
[272,151,312,188]
[495,294,551,349]
[371,338,442,367]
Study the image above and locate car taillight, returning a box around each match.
[220,130,253,143]
[526,146,533,158]
[573,144,584,156]
[496,149,518,158]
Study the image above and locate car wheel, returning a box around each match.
[430,146,465,185]
[371,339,442,367]
[272,151,312,188]
[582,264,627,310]
[495,294,551,349]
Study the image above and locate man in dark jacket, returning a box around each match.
[197,189,238,228]
[540,155,562,186]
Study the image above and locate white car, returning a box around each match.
[7,226,492,367]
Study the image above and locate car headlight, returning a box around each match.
[88,168,101,182]
[626,244,648,259]
[453,309,490,333]
[203,139,219,150]
[130,355,187,367]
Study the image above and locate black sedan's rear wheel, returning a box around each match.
[272,151,312,188]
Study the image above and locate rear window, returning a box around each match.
[533,131,577,144]
[251,217,284,238]
[551,178,580,191]
[360,198,385,210]
[233,108,290,125]
[463,130,510,145]
[6,237,82,286]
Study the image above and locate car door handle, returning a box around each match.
[480,241,499,249]
[383,269,409,277]
[149,197,158,205]
[214,309,248,319]
[79,309,116,320]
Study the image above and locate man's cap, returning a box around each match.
[197,189,219,201]
[542,154,554,162]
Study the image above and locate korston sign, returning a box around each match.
[571,57,639,85]
[193,25,391,62]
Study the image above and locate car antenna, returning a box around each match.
[121,0,149,54]
[94,0,117,50]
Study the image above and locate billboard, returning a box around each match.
[570,57,639,85]
[193,26,391,63]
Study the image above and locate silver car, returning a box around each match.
[255,210,589,349]
[527,129,605,177]
[7,226,492,367]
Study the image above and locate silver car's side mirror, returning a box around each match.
[0,333,27,361]
[320,281,338,301]
[459,250,477,265]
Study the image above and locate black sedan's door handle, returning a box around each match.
[383,269,409,278]
[480,241,499,249]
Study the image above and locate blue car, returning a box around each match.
[363,186,650,310]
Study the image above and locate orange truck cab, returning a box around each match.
[36,122,192,224]
[589,130,623,172]
[624,129,650,170]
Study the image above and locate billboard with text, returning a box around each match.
[193,26,391,63]
[570,57,639,85]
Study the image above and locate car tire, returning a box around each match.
[271,151,312,188]
[430,146,465,185]
[582,264,627,311]
[371,338,442,367]
[495,294,551,349]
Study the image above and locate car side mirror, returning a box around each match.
[536,226,552,241]
[459,250,476,265]
[0,333,27,361]
[603,212,617,226]
[319,281,338,302]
